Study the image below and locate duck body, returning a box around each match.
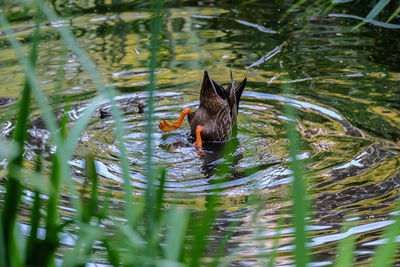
[187,104,232,141]
[187,70,246,141]
[159,70,246,149]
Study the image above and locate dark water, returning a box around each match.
[1,1,400,265]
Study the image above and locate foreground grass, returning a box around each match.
[0,0,399,266]
[0,0,231,265]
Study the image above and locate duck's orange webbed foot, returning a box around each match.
[192,125,203,151]
[159,108,191,132]
[159,120,180,132]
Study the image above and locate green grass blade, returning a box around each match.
[103,239,121,267]
[87,155,99,222]
[65,95,104,159]
[0,11,40,265]
[282,81,308,267]
[0,9,77,225]
[10,222,24,267]
[62,224,103,267]
[43,154,61,265]
[25,190,42,265]
[2,82,30,252]
[42,98,71,266]
[333,223,355,267]
[42,104,73,264]
[267,210,286,267]
[164,209,189,262]
[59,97,71,139]
[190,201,216,266]
[352,0,390,30]
[364,0,391,20]
[4,164,49,194]
[287,119,308,267]
[0,11,66,157]
[190,139,239,266]
[331,0,355,3]
[386,5,400,23]
[216,247,242,267]
[119,223,145,251]
[210,220,239,267]
[0,213,5,267]
[79,154,99,223]
[144,0,164,228]
[322,3,337,15]
[370,208,400,267]
[0,141,19,162]
[35,0,134,224]
[25,151,43,266]
[282,0,310,19]
[155,167,167,221]
[189,201,212,263]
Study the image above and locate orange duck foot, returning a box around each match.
[159,120,180,132]
[192,125,203,150]
[159,108,191,132]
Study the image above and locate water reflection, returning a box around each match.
[1,0,400,265]
[198,137,242,178]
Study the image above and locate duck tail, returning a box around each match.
[235,77,247,109]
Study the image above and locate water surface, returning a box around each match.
[1,1,400,265]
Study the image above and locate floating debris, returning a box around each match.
[235,19,277,34]
[246,45,282,69]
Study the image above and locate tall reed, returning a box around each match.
[0,9,40,265]
[0,0,399,266]
[281,82,309,266]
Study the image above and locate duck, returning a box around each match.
[159,70,246,150]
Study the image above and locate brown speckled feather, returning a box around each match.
[188,70,247,141]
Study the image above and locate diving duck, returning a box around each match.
[159,70,247,150]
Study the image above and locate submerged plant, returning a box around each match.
[285,0,400,29]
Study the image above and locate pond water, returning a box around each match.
[1,1,400,265]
